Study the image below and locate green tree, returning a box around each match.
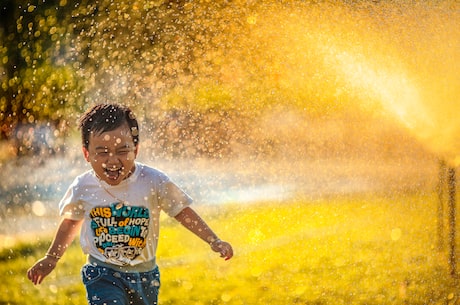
[0,0,85,139]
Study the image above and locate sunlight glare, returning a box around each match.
[31,200,46,217]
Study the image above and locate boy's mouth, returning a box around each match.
[104,166,123,181]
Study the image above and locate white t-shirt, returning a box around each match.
[59,162,192,267]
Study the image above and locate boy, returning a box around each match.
[27,104,233,305]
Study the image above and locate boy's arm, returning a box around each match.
[174,207,233,260]
[27,218,83,285]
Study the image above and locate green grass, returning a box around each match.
[1,192,458,305]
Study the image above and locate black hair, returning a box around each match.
[79,104,139,149]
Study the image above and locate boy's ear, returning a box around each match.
[82,146,90,162]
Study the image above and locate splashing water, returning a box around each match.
[28,0,454,165]
[247,1,459,164]
[314,2,460,165]
[1,1,458,240]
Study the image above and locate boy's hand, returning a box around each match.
[27,256,59,285]
[210,239,233,260]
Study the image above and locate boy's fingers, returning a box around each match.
[220,245,233,260]
[27,267,42,285]
[34,274,43,285]
[27,268,35,281]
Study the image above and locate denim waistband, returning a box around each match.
[87,255,157,273]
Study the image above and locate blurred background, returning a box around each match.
[0,0,458,241]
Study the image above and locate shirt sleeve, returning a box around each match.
[158,178,193,217]
[59,177,85,220]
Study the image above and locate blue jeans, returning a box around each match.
[81,264,160,305]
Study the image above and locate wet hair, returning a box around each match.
[79,104,139,149]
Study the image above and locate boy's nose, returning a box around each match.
[108,152,119,161]
[104,153,120,166]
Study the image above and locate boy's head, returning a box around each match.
[79,104,139,149]
[79,104,140,185]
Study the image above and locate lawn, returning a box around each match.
[0,192,457,305]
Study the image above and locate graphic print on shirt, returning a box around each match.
[90,203,150,265]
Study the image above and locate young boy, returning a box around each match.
[27,104,233,305]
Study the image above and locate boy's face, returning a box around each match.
[82,124,138,185]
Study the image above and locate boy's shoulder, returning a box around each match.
[136,162,169,181]
[69,169,98,187]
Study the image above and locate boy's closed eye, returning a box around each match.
[116,148,132,155]
[94,147,134,157]
[95,150,109,157]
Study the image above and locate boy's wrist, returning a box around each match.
[208,238,222,247]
